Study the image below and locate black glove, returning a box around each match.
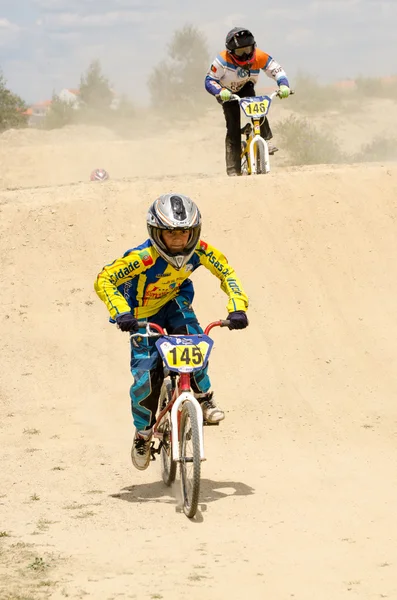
[227,311,249,330]
[116,313,139,333]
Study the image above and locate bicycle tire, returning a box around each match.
[158,379,177,486]
[179,400,201,518]
[241,152,249,176]
[256,144,267,175]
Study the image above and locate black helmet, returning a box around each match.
[147,193,202,270]
[225,27,256,66]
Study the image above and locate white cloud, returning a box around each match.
[34,0,96,8]
[34,0,157,9]
[41,9,158,28]
[0,18,20,31]
[48,30,81,42]
[286,28,316,46]
[310,0,361,9]
[0,18,22,47]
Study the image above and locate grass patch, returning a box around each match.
[188,573,207,582]
[38,579,54,587]
[28,557,48,572]
[276,115,346,165]
[73,510,95,519]
[35,519,54,532]
[276,114,397,167]
[1,595,36,600]
[23,428,40,436]
[353,135,397,162]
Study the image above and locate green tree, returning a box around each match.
[0,72,28,132]
[148,25,210,114]
[116,94,135,119]
[79,59,113,111]
[43,93,75,129]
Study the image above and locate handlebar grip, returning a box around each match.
[137,320,148,327]
[220,320,231,327]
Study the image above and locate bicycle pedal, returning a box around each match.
[240,124,252,135]
[149,441,160,460]
[203,421,220,427]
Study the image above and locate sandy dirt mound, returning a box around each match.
[2,96,396,190]
[1,163,397,599]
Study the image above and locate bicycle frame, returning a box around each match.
[131,320,227,463]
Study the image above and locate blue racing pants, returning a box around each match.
[129,297,211,431]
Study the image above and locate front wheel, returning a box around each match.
[158,379,177,486]
[255,144,267,175]
[179,400,201,518]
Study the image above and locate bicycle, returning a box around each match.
[130,319,230,519]
[224,89,294,175]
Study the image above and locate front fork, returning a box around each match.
[242,118,270,174]
[153,373,205,463]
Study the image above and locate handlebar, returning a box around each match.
[222,89,295,103]
[130,320,230,339]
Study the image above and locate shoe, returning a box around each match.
[268,142,278,155]
[131,428,152,471]
[196,392,225,424]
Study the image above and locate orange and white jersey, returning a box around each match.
[205,49,289,95]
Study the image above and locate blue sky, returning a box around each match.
[0,0,396,103]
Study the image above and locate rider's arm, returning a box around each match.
[256,49,289,87]
[176,278,195,304]
[196,240,249,312]
[94,248,154,320]
[205,55,227,96]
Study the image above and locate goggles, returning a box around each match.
[233,45,254,57]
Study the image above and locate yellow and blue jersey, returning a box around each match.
[95,239,249,321]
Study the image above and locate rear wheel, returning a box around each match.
[158,379,177,486]
[241,140,250,175]
[179,400,201,518]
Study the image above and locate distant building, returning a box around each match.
[23,99,52,126]
[333,79,357,91]
[379,75,397,85]
[58,88,81,107]
[23,85,124,126]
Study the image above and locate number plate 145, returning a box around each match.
[156,335,214,373]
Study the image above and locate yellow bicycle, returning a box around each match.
[227,89,294,175]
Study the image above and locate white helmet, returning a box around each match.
[147,193,202,270]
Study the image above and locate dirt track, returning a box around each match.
[1,106,397,599]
